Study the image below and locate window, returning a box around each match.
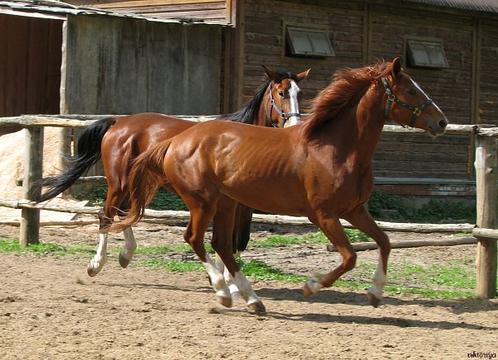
[406,40,449,69]
[286,27,335,58]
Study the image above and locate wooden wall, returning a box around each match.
[240,0,498,181]
[66,0,235,25]
[62,14,222,115]
[0,14,62,117]
[479,18,498,124]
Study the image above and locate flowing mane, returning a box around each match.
[302,61,391,138]
[218,69,300,124]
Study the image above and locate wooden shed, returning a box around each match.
[71,0,498,197]
[0,0,223,118]
[0,0,224,193]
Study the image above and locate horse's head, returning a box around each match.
[381,57,448,136]
[263,65,311,128]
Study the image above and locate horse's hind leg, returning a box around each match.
[87,209,112,277]
[118,226,137,268]
[212,196,265,315]
[342,205,391,307]
[88,186,129,276]
[184,202,232,308]
[303,214,357,297]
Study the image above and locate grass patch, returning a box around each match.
[240,260,307,282]
[254,229,370,249]
[138,258,204,272]
[0,239,94,256]
[0,238,481,300]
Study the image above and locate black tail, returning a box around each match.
[36,117,116,202]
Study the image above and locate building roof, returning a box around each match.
[404,0,498,14]
[0,0,205,23]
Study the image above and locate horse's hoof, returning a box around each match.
[217,296,233,308]
[303,277,322,297]
[303,283,313,297]
[87,266,99,277]
[118,253,130,268]
[367,291,382,308]
[248,301,266,316]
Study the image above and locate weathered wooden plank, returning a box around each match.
[0,199,475,233]
[327,237,477,252]
[474,136,498,298]
[19,128,43,246]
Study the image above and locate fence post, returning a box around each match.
[474,135,498,298]
[19,127,44,246]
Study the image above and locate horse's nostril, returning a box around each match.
[439,119,448,128]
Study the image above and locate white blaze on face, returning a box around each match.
[285,80,302,127]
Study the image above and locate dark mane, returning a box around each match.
[302,61,391,138]
[218,69,299,124]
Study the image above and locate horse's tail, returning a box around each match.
[109,139,172,232]
[36,117,116,202]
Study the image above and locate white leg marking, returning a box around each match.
[88,233,108,275]
[204,254,230,300]
[306,277,323,294]
[121,227,137,262]
[285,80,302,127]
[223,266,241,298]
[368,255,386,300]
[213,253,226,273]
[231,271,261,306]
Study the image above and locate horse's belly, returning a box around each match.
[221,181,308,217]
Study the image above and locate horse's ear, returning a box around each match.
[296,68,311,83]
[262,65,278,81]
[391,57,402,78]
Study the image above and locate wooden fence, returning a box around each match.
[0,114,496,299]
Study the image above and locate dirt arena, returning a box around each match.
[0,222,497,360]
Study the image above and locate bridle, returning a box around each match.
[267,81,301,127]
[381,77,433,128]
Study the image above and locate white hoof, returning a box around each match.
[87,256,107,277]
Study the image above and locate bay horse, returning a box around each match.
[112,58,448,314]
[36,66,310,278]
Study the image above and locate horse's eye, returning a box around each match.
[279,91,285,98]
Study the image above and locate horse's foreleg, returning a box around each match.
[343,205,391,307]
[118,227,137,268]
[304,215,357,297]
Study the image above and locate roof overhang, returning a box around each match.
[0,0,210,24]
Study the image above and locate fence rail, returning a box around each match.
[0,114,496,298]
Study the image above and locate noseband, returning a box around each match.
[381,77,433,128]
[267,82,301,127]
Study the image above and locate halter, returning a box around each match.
[381,77,433,128]
[267,82,301,127]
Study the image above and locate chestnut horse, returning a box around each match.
[112,58,448,314]
[37,66,310,277]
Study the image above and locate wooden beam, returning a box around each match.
[474,136,498,298]
[327,237,477,252]
[0,199,476,233]
[19,128,43,246]
[473,227,498,240]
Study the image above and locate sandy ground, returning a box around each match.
[0,222,497,360]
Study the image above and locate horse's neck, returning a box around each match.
[255,93,271,126]
[310,87,386,165]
